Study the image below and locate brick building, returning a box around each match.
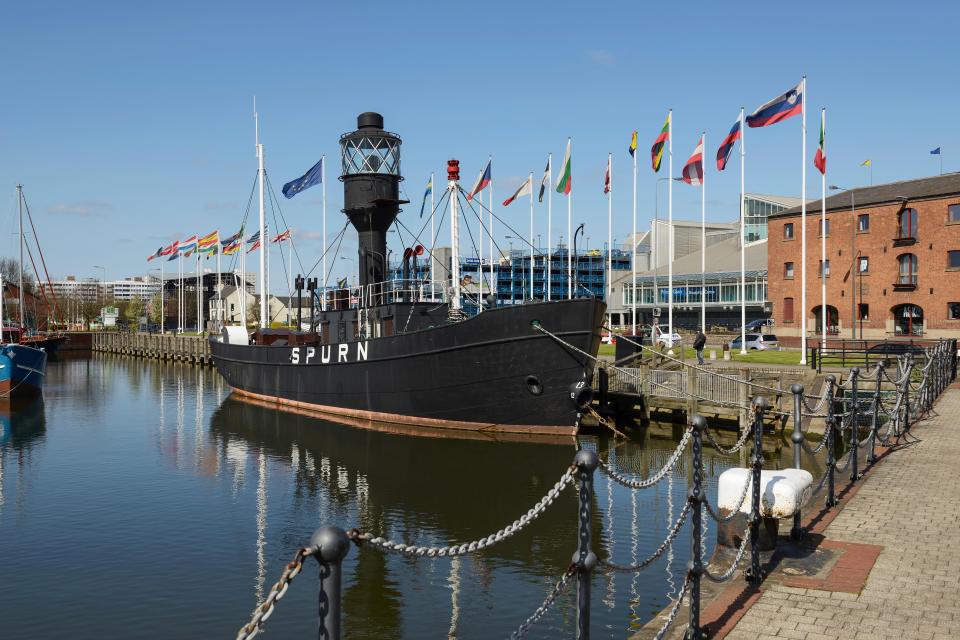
[768,173,960,341]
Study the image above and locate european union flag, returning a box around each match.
[282,157,323,199]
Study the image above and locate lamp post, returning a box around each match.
[829,186,856,339]
[93,265,106,309]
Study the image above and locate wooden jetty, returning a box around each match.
[92,331,213,366]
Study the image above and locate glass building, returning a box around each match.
[743,194,804,242]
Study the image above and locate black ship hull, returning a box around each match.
[210,298,605,435]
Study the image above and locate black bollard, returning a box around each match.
[310,526,351,640]
[868,365,882,465]
[790,384,804,540]
[745,396,768,584]
[824,375,838,508]
[573,449,599,640]
[849,368,860,483]
[685,415,707,640]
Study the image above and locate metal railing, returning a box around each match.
[237,338,957,639]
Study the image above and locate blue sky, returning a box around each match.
[0,1,956,289]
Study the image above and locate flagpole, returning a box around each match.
[489,157,495,306]
[217,238,222,328]
[477,162,485,314]
[608,152,614,333]
[567,138,572,300]
[821,108,827,351]
[160,258,165,334]
[178,253,183,333]
[700,131,706,333]
[799,75,808,365]
[739,107,747,354]
[668,109,674,341]
[197,251,202,333]
[632,136,637,333]
[547,153,553,301]
[529,172,535,301]
[256,106,267,330]
[430,172,436,301]
[322,154,327,311]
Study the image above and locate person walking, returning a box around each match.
[694,330,707,365]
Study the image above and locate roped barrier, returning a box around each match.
[235,335,956,640]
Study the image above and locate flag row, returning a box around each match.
[146,227,291,262]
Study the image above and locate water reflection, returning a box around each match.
[0,396,46,514]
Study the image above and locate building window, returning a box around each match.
[858,303,869,321]
[897,208,918,240]
[819,259,830,278]
[858,256,869,273]
[949,204,960,224]
[784,262,794,279]
[855,214,869,233]
[783,297,794,323]
[897,253,918,285]
[949,303,960,320]
[784,223,794,239]
[819,218,831,237]
[948,250,960,270]
[893,304,924,336]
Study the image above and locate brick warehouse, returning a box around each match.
[767,173,960,342]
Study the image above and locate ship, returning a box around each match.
[210,113,604,436]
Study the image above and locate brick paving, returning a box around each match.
[722,386,960,640]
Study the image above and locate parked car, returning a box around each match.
[655,332,683,348]
[730,333,780,351]
[744,318,775,332]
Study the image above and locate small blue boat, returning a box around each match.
[0,344,46,396]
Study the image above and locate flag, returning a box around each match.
[555,139,571,195]
[651,114,669,172]
[183,248,196,258]
[814,112,826,175]
[861,159,871,167]
[716,119,741,171]
[167,252,179,262]
[160,240,179,256]
[198,230,219,250]
[221,227,243,246]
[628,131,637,158]
[336,277,348,289]
[204,245,219,259]
[178,235,198,253]
[931,147,941,155]
[282,157,323,199]
[746,81,803,128]
[247,240,261,253]
[603,161,611,194]
[246,230,263,244]
[147,247,163,262]
[502,176,533,206]
[681,136,704,186]
[466,160,491,201]
[419,176,433,218]
[223,242,240,255]
[271,230,291,243]
[538,157,550,203]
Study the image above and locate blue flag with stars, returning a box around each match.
[282,157,323,199]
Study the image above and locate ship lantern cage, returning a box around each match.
[339,113,402,178]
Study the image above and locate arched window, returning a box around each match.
[892,304,924,336]
[897,253,918,286]
[897,207,918,240]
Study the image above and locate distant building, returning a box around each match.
[742,193,805,242]
[767,173,960,341]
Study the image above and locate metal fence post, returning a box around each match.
[849,368,860,483]
[824,375,837,508]
[573,449,599,640]
[868,364,882,465]
[686,415,706,639]
[745,396,768,584]
[903,355,912,433]
[310,526,351,640]
[790,384,804,540]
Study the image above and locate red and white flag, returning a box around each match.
[681,136,704,186]
[603,160,611,194]
[271,230,291,243]
[502,176,532,206]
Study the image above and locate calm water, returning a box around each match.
[0,356,825,639]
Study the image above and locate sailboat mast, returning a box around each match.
[448,161,462,314]
[17,184,24,329]
[255,101,267,329]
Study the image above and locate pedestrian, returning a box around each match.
[694,330,706,365]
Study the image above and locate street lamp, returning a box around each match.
[93,265,106,308]
[505,235,519,303]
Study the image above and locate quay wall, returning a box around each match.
[91,331,213,366]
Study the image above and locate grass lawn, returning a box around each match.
[726,348,804,366]
[598,343,616,357]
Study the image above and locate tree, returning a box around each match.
[148,293,163,324]
[247,297,261,328]
[0,258,35,294]
[126,297,145,324]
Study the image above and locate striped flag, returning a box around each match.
[502,176,533,207]
[419,176,433,218]
[271,230,291,243]
[628,131,637,158]
[160,240,179,256]
[650,113,669,172]
[603,161,611,194]
[813,111,826,175]
[466,160,491,201]
[146,247,163,261]
[716,119,741,171]
[746,82,803,128]
[223,242,241,255]
[198,230,219,250]
[220,227,243,246]
[555,139,571,195]
[178,235,198,253]
[247,240,261,253]
[538,157,550,203]
[681,136,704,186]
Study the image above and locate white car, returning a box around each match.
[655,332,682,348]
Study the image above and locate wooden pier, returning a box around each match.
[92,331,214,365]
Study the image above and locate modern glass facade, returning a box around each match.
[744,196,794,242]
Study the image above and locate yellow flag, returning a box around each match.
[861,159,872,167]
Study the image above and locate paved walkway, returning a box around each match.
[724,385,960,640]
